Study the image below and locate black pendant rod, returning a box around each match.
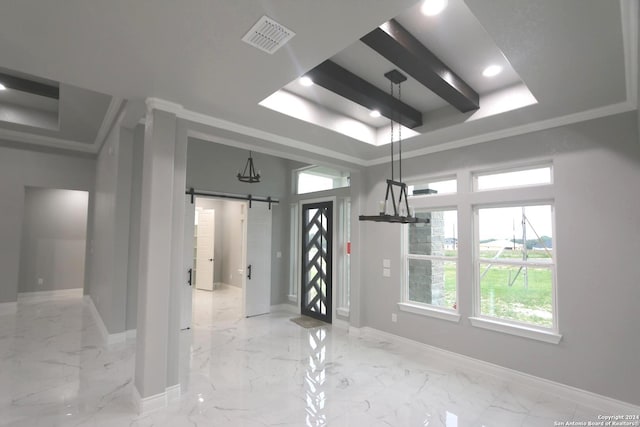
[398,83,402,184]
[390,79,394,182]
[186,188,278,209]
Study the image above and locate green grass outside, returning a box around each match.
[441,250,553,327]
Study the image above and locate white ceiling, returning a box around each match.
[0,0,636,164]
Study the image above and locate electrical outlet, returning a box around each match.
[276,251,282,258]
[38,278,44,286]
[383,268,391,277]
[383,259,391,268]
[391,313,397,322]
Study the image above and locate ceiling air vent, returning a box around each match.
[242,16,295,54]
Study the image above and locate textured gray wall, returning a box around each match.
[19,188,89,293]
[0,143,95,303]
[360,112,640,406]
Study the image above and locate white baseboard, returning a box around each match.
[270,303,298,314]
[18,288,83,302]
[133,384,182,415]
[0,301,17,315]
[84,296,126,346]
[355,326,640,414]
[166,384,181,403]
[336,307,350,317]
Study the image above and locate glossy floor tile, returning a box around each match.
[0,287,608,426]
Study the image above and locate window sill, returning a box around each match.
[336,307,350,317]
[397,302,461,323]
[469,317,562,344]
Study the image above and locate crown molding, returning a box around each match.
[365,100,637,166]
[0,127,96,153]
[146,97,367,167]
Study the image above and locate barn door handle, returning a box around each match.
[187,268,193,287]
[247,265,252,280]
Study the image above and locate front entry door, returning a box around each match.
[301,201,333,323]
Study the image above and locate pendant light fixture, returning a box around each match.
[237,151,261,183]
[359,70,428,224]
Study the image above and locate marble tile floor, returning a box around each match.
[0,286,608,426]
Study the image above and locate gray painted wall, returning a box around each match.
[86,123,134,335]
[19,188,89,293]
[0,143,95,303]
[360,112,640,406]
[186,139,294,304]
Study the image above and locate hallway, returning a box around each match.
[0,288,605,426]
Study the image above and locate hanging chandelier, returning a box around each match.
[359,70,428,224]
[237,151,261,183]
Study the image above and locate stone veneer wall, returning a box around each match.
[408,211,445,305]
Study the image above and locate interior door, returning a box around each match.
[301,201,333,323]
[195,209,215,291]
[245,202,272,317]
[181,196,195,330]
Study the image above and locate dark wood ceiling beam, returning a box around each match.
[361,19,479,113]
[0,72,59,99]
[305,60,422,129]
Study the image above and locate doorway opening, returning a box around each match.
[18,187,89,296]
[182,196,273,330]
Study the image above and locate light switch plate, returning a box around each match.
[383,259,391,268]
[383,268,391,277]
[391,313,397,322]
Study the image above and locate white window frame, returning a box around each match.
[336,198,351,317]
[294,165,350,195]
[470,201,561,344]
[399,206,461,323]
[288,203,299,303]
[473,163,553,192]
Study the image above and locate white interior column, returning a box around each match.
[134,105,178,412]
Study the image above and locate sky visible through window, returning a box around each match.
[479,205,552,242]
[477,167,551,190]
[298,173,333,194]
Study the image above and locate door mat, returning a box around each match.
[290,316,327,329]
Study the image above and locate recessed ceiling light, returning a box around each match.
[370,110,381,118]
[482,65,503,77]
[299,76,313,87]
[0,83,6,91]
[421,0,448,16]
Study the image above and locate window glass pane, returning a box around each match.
[479,263,553,327]
[408,178,457,196]
[296,166,350,194]
[408,259,456,309]
[476,166,551,191]
[409,210,458,257]
[478,205,552,261]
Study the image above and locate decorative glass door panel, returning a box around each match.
[301,202,333,323]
